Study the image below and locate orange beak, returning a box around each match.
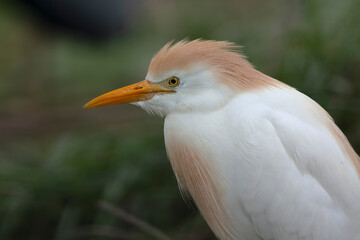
[83,80,173,108]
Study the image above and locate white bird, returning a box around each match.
[84,39,360,240]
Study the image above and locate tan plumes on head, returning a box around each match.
[148,39,283,90]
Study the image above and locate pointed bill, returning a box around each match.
[83,80,173,108]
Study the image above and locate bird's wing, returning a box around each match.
[227,92,360,240]
[266,110,360,239]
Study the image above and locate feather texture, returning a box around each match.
[134,40,360,239]
[86,39,360,239]
[148,39,283,90]
[164,86,360,240]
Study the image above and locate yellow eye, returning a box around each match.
[167,77,180,86]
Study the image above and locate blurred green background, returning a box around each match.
[0,0,359,239]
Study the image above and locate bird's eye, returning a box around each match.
[167,77,180,86]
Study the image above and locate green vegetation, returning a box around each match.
[0,0,359,239]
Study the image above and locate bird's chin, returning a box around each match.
[131,101,149,111]
[131,101,150,110]
[130,100,168,117]
[130,102,142,107]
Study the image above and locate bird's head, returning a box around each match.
[84,39,274,116]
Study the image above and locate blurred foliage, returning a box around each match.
[0,0,359,239]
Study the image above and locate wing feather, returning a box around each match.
[227,89,360,239]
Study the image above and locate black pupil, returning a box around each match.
[170,78,177,84]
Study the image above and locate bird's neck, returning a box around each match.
[164,114,233,239]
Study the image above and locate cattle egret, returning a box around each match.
[84,40,360,240]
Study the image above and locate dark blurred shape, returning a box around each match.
[17,0,137,39]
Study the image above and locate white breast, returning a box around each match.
[164,86,360,240]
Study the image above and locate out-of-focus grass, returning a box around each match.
[0,0,359,239]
